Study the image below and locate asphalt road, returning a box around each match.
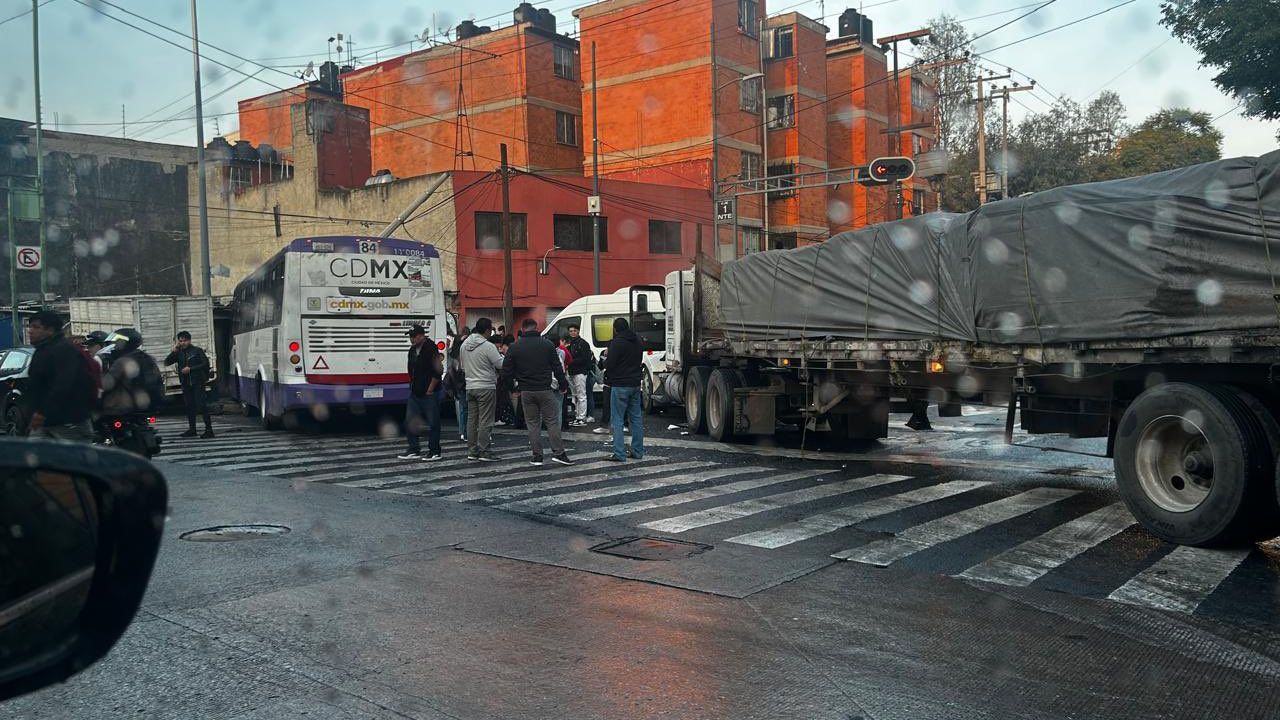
[6,406,1280,719]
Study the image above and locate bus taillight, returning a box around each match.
[288,341,300,352]
[436,341,447,351]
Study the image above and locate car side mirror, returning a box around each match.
[0,440,167,703]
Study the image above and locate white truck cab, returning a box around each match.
[542,286,669,411]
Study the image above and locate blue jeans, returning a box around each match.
[610,385,644,460]
[406,389,443,455]
[454,395,467,438]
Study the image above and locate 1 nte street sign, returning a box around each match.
[715,199,736,221]
[15,246,42,271]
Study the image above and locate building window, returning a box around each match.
[766,94,795,129]
[475,211,528,251]
[771,232,797,250]
[769,26,793,59]
[740,151,762,180]
[911,77,933,110]
[738,0,757,35]
[556,111,578,146]
[553,44,575,80]
[648,220,682,255]
[912,191,928,216]
[767,163,796,199]
[739,75,762,112]
[741,228,761,255]
[553,214,608,252]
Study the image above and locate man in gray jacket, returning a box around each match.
[461,317,505,461]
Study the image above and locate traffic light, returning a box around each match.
[868,156,916,183]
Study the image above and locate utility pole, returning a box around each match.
[970,73,1010,204]
[710,22,719,254]
[31,0,45,302]
[976,80,986,205]
[993,84,1035,200]
[7,185,16,344]
[877,28,929,221]
[590,42,601,295]
[758,18,769,248]
[191,0,212,297]
[500,143,513,332]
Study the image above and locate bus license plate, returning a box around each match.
[363,388,384,399]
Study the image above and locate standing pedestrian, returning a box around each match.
[24,310,96,443]
[500,318,574,466]
[460,317,504,462]
[398,324,443,461]
[446,328,469,442]
[604,317,645,462]
[564,324,592,427]
[164,330,215,438]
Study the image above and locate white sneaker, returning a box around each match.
[591,426,610,435]
[397,452,422,460]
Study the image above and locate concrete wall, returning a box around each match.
[190,101,457,298]
[0,118,194,301]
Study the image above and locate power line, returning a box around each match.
[1084,37,1171,100]
[966,0,1059,47]
[978,0,1141,55]
[0,0,54,29]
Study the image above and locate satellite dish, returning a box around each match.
[303,60,315,78]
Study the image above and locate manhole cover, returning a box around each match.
[179,524,291,542]
[590,536,712,561]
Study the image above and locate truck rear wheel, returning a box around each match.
[706,369,743,442]
[685,367,712,435]
[1114,383,1273,546]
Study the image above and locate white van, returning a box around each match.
[542,287,669,411]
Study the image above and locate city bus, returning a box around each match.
[229,236,449,428]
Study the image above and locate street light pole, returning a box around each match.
[590,42,601,295]
[31,0,45,302]
[191,0,212,297]
[710,22,719,255]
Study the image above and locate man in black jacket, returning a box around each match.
[400,324,443,460]
[165,331,215,438]
[500,318,574,466]
[604,317,645,462]
[564,324,593,427]
[25,310,95,442]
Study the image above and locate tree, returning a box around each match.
[1107,108,1223,177]
[1160,1,1280,136]
[918,14,977,156]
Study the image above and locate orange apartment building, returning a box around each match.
[577,0,936,255]
[238,3,583,178]
[231,1,937,257]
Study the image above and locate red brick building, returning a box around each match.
[222,0,939,311]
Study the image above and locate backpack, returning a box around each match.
[76,346,103,405]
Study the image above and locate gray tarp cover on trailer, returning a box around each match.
[721,150,1280,345]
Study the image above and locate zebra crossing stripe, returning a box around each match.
[496,466,757,514]
[337,453,531,488]
[449,460,711,503]
[832,487,1079,567]
[382,459,651,496]
[957,502,1135,586]
[161,436,396,462]
[639,474,912,534]
[205,441,470,472]
[559,468,835,522]
[725,480,988,549]
[1107,546,1252,614]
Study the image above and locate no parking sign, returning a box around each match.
[15,246,41,271]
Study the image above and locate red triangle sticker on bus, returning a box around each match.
[312,355,330,370]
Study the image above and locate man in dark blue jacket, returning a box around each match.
[399,324,443,460]
[604,317,645,462]
[500,318,574,466]
[25,310,95,442]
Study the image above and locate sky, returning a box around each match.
[0,0,1275,157]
